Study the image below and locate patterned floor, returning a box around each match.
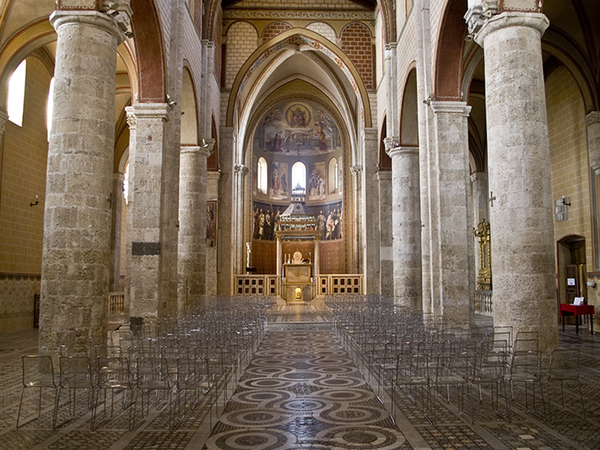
[1,304,600,449]
[204,323,408,449]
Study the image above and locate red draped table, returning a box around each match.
[560,304,595,335]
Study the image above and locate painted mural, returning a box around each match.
[252,201,343,242]
[255,101,340,155]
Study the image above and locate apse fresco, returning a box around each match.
[252,201,343,242]
[255,101,340,155]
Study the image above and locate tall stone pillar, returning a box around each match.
[351,165,363,274]
[361,128,380,294]
[178,141,214,315]
[218,128,234,295]
[586,112,600,175]
[385,141,422,309]
[40,10,126,353]
[377,170,393,296]
[428,102,473,325]
[110,172,125,292]
[206,171,220,296]
[233,164,249,276]
[125,104,170,321]
[470,10,557,352]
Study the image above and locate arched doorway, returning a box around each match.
[557,235,587,305]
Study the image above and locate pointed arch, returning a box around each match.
[130,0,166,103]
[434,0,467,101]
[226,28,372,129]
[181,64,199,146]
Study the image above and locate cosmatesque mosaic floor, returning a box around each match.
[2,304,600,449]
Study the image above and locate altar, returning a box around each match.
[275,196,321,303]
[283,252,314,302]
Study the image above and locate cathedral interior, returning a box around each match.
[1,0,600,448]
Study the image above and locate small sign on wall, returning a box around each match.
[567,278,576,286]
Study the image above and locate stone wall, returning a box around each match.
[547,66,592,264]
[225,22,258,89]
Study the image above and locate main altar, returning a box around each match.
[275,196,320,303]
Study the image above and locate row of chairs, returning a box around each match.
[325,295,586,423]
[17,299,271,430]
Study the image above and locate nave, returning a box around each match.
[1,302,600,449]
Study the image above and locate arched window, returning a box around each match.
[8,60,26,127]
[257,157,268,194]
[291,161,306,195]
[328,158,338,194]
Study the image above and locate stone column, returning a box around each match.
[206,171,220,296]
[361,128,380,294]
[40,10,125,353]
[586,112,600,175]
[218,128,234,295]
[429,102,473,325]
[385,140,422,309]
[110,172,125,292]
[233,164,249,276]
[472,11,557,352]
[377,170,393,296]
[125,104,170,321]
[314,237,320,279]
[178,141,214,315]
[351,165,363,274]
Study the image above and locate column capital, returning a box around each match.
[350,165,363,175]
[362,128,378,141]
[430,101,471,117]
[126,104,169,128]
[470,171,488,184]
[386,145,419,159]
[234,164,249,176]
[377,170,392,181]
[473,11,549,47]
[181,142,213,159]
[383,136,399,153]
[585,111,600,127]
[50,9,130,44]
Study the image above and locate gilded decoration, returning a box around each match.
[474,219,492,290]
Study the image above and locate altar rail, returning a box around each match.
[235,275,279,296]
[318,275,363,295]
[108,291,125,316]
[474,289,493,315]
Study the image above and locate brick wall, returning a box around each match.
[547,66,592,265]
[306,22,337,45]
[262,22,292,44]
[340,22,374,90]
[225,22,258,89]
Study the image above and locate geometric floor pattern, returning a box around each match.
[204,323,410,449]
[1,304,600,449]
